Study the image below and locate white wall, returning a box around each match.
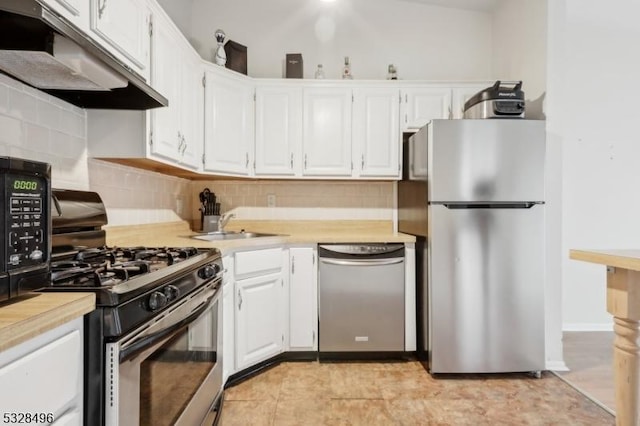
[548,0,640,330]
[0,74,192,226]
[492,0,547,119]
[186,0,494,80]
[155,0,194,37]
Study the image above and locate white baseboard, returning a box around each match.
[563,323,614,332]
[546,360,569,372]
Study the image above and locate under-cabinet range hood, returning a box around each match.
[0,0,167,109]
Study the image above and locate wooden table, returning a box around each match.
[571,249,640,426]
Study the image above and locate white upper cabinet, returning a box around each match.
[90,0,151,81]
[401,87,452,131]
[255,84,303,176]
[302,87,352,177]
[148,12,181,164]
[179,52,204,170]
[352,87,401,178]
[149,10,202,170]
[41,0,90,33]
[203,67,255,176]
[451,83,491,119]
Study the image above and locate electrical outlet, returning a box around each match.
[267,194,276,208]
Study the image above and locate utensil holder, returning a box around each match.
[201,215,220,233]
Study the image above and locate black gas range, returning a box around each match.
[49,245,222,337]
[46,189,224,426]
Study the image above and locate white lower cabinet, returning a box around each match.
[0,318,83,425]
[235,272,284,370]
[222,255,235,382]
[289,246,317,351]
[233,248,285,372]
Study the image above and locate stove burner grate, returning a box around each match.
[50,246,202,289]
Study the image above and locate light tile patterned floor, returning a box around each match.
[219,361,614,425]
[558,331,615,413]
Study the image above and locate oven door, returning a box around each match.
[105,279,223,426]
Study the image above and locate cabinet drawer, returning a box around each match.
[235,248,282,278]
[0,329,81,414]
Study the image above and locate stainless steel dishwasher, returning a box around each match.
[318,243,405,355]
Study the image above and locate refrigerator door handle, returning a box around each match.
[442,202,540,209]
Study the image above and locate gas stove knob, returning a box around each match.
[148,291,168,311]
[163,285,180,301]
[198,264,218,279]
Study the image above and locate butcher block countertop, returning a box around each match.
[105,220,416,251]
[0,220,411,353]
[570,249,640,271]
[0,292,95,352]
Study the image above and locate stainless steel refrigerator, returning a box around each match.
[398,119,546,374]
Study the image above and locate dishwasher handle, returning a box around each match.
[319,257,404,267]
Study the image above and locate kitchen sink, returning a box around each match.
[190,231,282,241]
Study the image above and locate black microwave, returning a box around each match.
[0,157,51,302]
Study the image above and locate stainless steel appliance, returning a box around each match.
[398,119,546,374]
[0,1,167,109]
[0,156,51,301]
[463,81,525,119]
[45,190,224,425]
[318,244,405,356]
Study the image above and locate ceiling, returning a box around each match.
[395,0,498,12]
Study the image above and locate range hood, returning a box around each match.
[0,0,167,109]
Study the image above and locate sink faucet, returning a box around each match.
[218,213,235,232]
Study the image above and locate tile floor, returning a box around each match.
[219,361,614,425]
[558,331,615,413]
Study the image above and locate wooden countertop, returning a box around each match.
[105,220,416,253]
[570,249,640,271]
[570,249,640,425]
[1,220,408,354]
[0,292,95,352]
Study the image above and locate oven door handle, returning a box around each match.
[119,297,213,363]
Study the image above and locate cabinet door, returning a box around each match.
[289,247,317,351]
[203,70,254,176]
[90,0,151,79]
[0,319,83,421]
[222,280,235,382]
[149,14,181,163]
[302,87,352,176]
[222,256,235,382]
[178,51,204,170]
[352,88,401,178]
[235,272,284,370]
[255,85,303,176]
[401,87,451,130]
[41,0,89,33]
[451,85,489,119]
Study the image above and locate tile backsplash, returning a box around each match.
[0,74,192,226]
[0,74,395,229]
[190,180,395,224]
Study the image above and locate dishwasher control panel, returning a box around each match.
[318,244,405,258]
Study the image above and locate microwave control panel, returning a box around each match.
[5,174,48,270]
